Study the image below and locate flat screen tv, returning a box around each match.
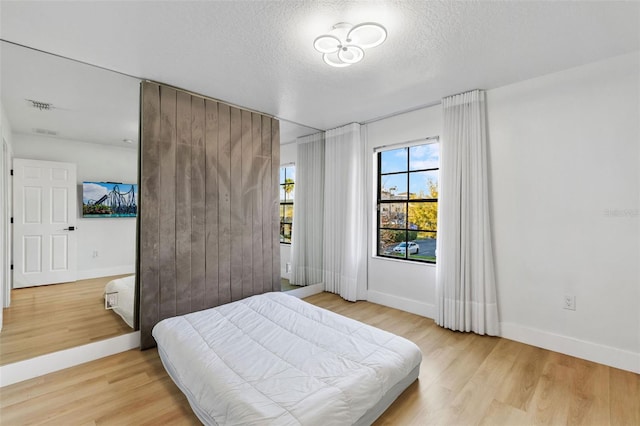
[82,182,138,218]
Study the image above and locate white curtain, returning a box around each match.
[436,90,499,335]
[290,132,325,286]
[323,123,367,301]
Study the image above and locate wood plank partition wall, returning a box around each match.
[139,82,280,349]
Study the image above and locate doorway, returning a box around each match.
[12,159,78,288]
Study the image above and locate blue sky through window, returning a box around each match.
[380,143,439,196]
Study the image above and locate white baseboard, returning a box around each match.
[501,322,640,374]
[0,331,140,387]
[76,265,135,281]
[285,282,324,299]
[364,291,639,374]
[367,290,435,319]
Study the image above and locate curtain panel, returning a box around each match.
[436,89,499,335]
[323,123,367,301]
[290,132,325,286]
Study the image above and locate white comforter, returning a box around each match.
[152,292,422,426]
[104,275,135,328]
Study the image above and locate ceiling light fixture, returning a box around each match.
[313,22,387,68]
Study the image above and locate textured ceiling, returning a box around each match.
[0,41,140,147]
[1,0,639,134]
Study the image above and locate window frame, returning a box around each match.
[279,164,295,244]
[376,138,439,264]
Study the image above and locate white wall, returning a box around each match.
[365,106,442,317]
[12,134,137,279]
[279,142,296,280]
[488,52,639,371]
[363,52,640,372]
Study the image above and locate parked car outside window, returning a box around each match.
[392,241,419,255]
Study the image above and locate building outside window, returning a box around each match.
[279,165,295,244]
[377,140,439,263]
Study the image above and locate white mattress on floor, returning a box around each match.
[104,275,135,328]
[153,292,422,425]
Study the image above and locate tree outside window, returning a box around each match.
[279,165,295,244]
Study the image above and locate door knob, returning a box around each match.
[63,226,76,231]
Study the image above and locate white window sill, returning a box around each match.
[371,255,436,267]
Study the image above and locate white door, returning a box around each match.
[13,159,77,288]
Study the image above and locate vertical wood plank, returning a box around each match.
[175,91,192,315]
[139,82,161,350]
[158,86,177,321]
[251,113,264,295]
[190,97,206,312]
[240,110,253,298]
[139,81,279,348]
[204,100,219,308]
[229,107,243,302]
[262,114,271,157]
[271,119,281,292]
[217,104,231,305]
[261,116,273,294]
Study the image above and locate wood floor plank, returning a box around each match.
[527,357,574,425]
[2,292,638,426]
[444,338,522,424]
[495,342,550,411]
[610,365,640,425]
[378,382,453,425]
[478,399,530,426]
[0,275,133,365]
[566,359,610,426]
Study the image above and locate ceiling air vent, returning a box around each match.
[32,128,59,136]
[26,99,54,111]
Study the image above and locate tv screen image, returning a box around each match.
[82,182,138,218]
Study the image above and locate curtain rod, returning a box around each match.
[373,135,440,152]
[361,101,442,125]
[361,88,483,126]
[280,130,325,146]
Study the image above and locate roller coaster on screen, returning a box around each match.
[82,182,137,217]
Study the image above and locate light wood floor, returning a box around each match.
[1,292,638,425]
[281,277,301,292]
[0,275,133,365]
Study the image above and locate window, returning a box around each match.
[377,141,439,263]
[279,165,295,244]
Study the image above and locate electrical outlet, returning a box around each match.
[285,262,291,273]
[563,295,576,311]
[105,292,118,309]
[92,250,99,258]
